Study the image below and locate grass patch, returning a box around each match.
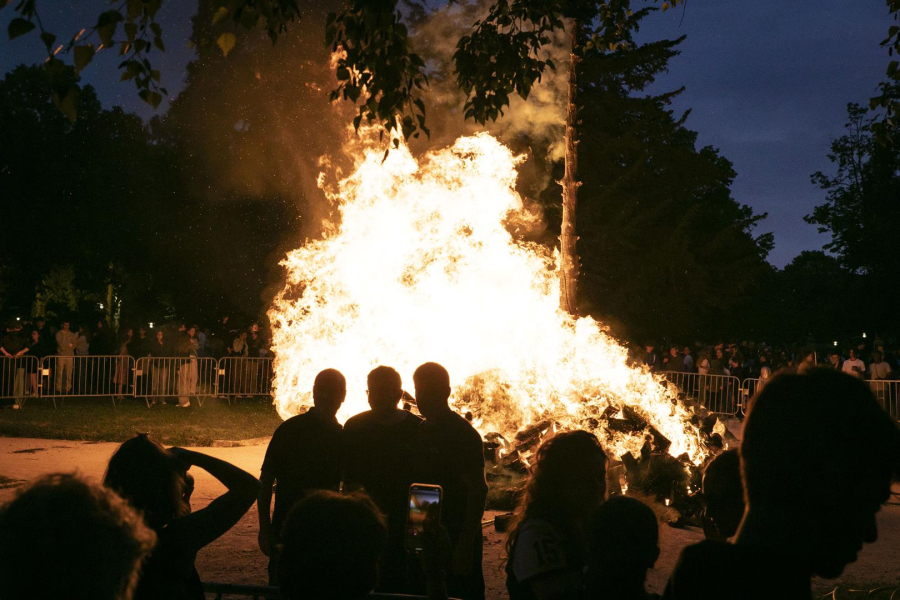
[0,396,283,446]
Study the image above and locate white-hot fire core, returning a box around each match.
[269,132,705,463]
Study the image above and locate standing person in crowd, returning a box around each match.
[90,319,115,355]
[231,330,249,397]
[104,434,260,600]
[584,496,660,600]
[841,348,866,379]
[131,327,150,395]
[757,353,772,386]
[74,325,90,393]
[55,320,77,395]
[664,346,686,373]
[869,351,892,381]
[506,431,608,600]
[414,362,488,600]
[258,369,346,585]
[0,473,157,600]
[796,347,816,374]
[641,342,660,373]
[148,329,171,405]
[24,328,48,396]
[825,350,842,372]
[343,366,423,593]
[664,369,900,599]
[114,328,134,400]
[247,328,263,395]
[682,346,694,372]
[0,321,27,404]
[174,327,198,408]
[194,324,207,358]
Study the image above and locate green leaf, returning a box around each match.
[124,22,138,41]
[212,7,230,25]
[138,89,163,109]
[153,36,165,51]
[40,32,56,50]
[150,23,162,37]
[8,18,35,40]
[52,86,81,123]
[216,32,236,57]
[73,44,95,73]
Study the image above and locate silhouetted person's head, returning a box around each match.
[586,496,659,598]
[104,434,188,531]
[313,368,347,417]
[278,491,387,600]
[412,362,451,419]
[0,473,156,600]
[366,366,403,415]
[519,430,608,523]
[702,449,744,541]
[740,369,900,578]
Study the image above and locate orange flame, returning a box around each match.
[269,133,705,463]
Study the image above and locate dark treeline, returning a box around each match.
[1,5,898,345]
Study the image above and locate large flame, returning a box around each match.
[269,133,704,463]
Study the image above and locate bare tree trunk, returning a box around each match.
[559,19,581,316]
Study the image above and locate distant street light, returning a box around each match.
[99,303,105,310]
[862,332,867,338]
[148,322,155,329]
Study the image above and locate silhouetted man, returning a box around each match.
[664,369,900,599]
[585,496,660,600]
[258,369,346,584]
[343,366,423,593]
[700,449,744,541]
[414,362,488,600]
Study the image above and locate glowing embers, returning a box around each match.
[268,133,705,464]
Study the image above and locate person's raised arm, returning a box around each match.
[167,447,260,553]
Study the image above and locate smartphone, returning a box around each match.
[405,483,442,552]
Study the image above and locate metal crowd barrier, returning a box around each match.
[133,357,219,407]
[869,380,900,420]
[5,356,275,409]
[39,355,135,407]
[217,356,274,404]
[740,377,762,416]
[0,356,40,408]
[662,371,741,416]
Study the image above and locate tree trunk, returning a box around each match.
[559,19,581,316]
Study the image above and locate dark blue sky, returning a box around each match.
[1,1,892,267]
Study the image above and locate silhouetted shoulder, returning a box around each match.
[664,541,810,600]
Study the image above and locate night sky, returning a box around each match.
[1,1,892,267]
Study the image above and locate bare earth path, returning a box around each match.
[2,436,899,598]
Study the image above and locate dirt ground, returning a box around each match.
[2,435,900,598]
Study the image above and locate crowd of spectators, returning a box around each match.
[0,315,274,406]
[1,365,898,600]
[635,338,898,383]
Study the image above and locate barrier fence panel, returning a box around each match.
[662,372,741,416]
[40,355,134,407]
[869,380,900,420]
[134,357,219,407]
[217,356,274,404]
[0,356,40,408]
[740,378,762,416]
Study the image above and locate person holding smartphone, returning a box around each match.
[413,362,488,600]
[343,366,423,593]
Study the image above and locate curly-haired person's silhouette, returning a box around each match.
[664,369,900,600]
[0,473,156,600]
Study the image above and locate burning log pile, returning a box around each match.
[480,384,734,526]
